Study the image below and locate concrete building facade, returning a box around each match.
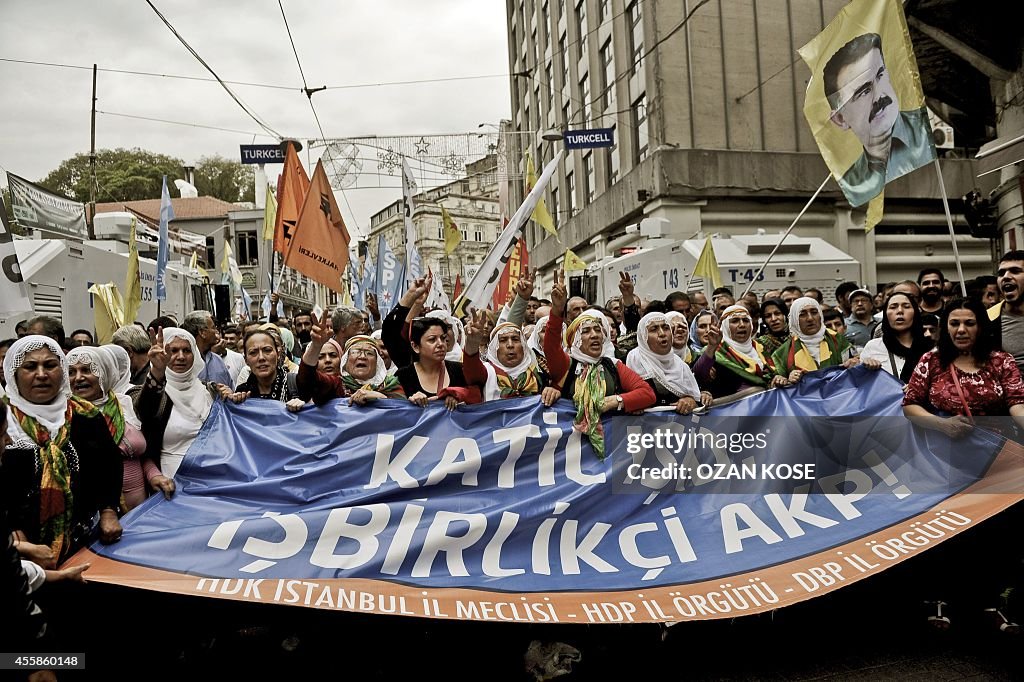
[505,0,1006,297]
[367,155,504,294]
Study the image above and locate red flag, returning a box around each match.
[452,273,462,300]
[273,144,311,255]
[283,160,350,292]
[491,239,529,310]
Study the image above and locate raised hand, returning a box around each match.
[366,292,380,320]
[148,327,168,380]
[702,322,723,357]
[463,309,489,354]
[618,271,636,307]
[399,277,429,308]
[516,269,537,300]
[550,270,567,316]
[302,310,334,367]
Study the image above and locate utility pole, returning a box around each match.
[88,63,97,240]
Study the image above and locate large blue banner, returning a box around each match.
[72,368,1024,623]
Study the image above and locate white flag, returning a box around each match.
[0,195,32,318]
[425,268,451,313]
[402,158,424,286]
[453,150,564,317]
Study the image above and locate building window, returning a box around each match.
[566,170,576,217]
[608,125,619,184]
[551,186,560,227]
[576,0,588,62]
[532,28,539,67]
[631,93,649,163]
[562,101,571,129]
[205,236,215,267]
[599,0,610,22]
[627,0,643,74]
[584,152,595,202]
[600,37,614,110]
[545,61,554,102]
[559,33,569,89]
[236,231,259,266]
[474,229,484,242]
[579,74,591,124]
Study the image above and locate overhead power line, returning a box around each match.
[0,57,510,93]
[144,0,283,139]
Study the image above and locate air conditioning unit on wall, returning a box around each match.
[927,109,955,149]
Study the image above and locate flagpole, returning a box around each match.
[740,173,832,299]
[932,159,968,297]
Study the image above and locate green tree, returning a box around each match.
[39,147,185,203]
[194,155,255,203]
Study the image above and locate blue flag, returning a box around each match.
[155,175,175,301]
[374,233,404,318]
[350,263,365,310]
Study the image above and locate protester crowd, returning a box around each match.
[5,252,1024,676]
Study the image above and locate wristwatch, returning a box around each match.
[614,395,624,411]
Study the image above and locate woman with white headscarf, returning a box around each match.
[297,315,405,407]
[665,311,694,364]
[463,318,547,400]
[694,305,791,399]
[135,327,223,479]
[627,312,710,413]
[2,335,122,562]
[540,271,655,458]
[771,297,857,381]
[67,346,174,512]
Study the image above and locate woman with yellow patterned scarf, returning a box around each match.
[771,297,859,382]
[694,305,792,400]
[463,315,547,400]
[2,336,122,563]
[297,312,405,406]
[540,271,656,459]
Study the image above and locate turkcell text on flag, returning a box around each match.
[72,368,1024,623]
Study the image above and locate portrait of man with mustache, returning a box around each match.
[823,32,936,207]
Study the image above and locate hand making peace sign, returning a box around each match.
[550,269,567,316]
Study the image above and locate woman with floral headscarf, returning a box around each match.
[463,316,548,400]
[540,271,655,458]
[694,305,791,399]
[67,346,174,512]
[1,335,122,562]
[297,314,405,406]
[771,297,858,381]
[136,327,224,479]
[626,312,710,413]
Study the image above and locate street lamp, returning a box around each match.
[540,128,563,142]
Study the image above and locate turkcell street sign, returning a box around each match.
[563,128,615,149]
[240,144,286,164]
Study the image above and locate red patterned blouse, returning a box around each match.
[902,350,1024,416]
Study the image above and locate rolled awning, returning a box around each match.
[977,130,1024,177]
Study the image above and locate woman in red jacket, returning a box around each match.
[541,270,655,459]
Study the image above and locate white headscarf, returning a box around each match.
[66,346,141,430]
[161,328,213,423]
[665,311,691,362]
[528,316,550,356]
[626,313,701,400]
[566,310,615,366]
[719,304,765,368]
[340,335,388,387]
[482,323,538,401]
[3,335,72,439]
[101,344,133,396]
[426,310,464,362]
[788,297,826,362]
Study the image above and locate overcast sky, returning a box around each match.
[0,0,511,237]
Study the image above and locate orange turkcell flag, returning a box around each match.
[273,143,311,255]
[283,160,350,292]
